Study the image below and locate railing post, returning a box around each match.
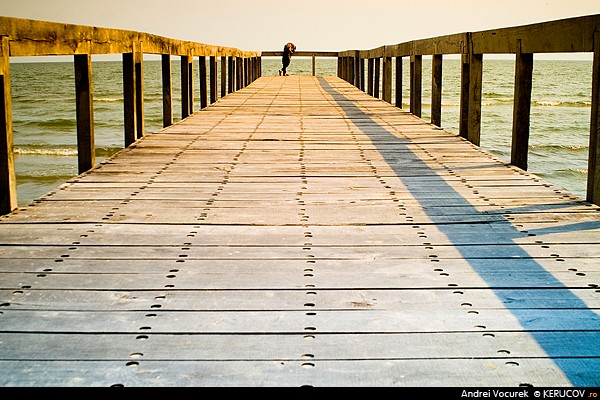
[0,36,16,214]
[374,58,381,98]
[134,43,144,139]
[123,49,137,146]
[359,57,365,91]
[367,58,374,96]
[312,55,316,76]
[244,58,250,87]
[467,53,483,146]
[180,54,193,118]
[160,54,173,128]
[382,55,392,103]
[74,53,95,174]
[228,56,234,94]
[221,56,227,98]
[210,56,217,104]
[459,50,470,139]
[354,53,360,88]
[236,57,242,90]
[199,56,208,109]
[161,54,173,127]
[511,40,534,170]
[395,56,403,108]
[587,31,600,204]
[410,54,422,117]
[431,54,443,127]
[258,56,262,78]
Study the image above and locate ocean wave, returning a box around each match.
[95,97,123,103]
[530,144,588,151]
[532,100,591,107]
[551,168,588,177]
[14,145,122,157]
[20,118,76,129]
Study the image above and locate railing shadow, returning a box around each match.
[318,77,600,386]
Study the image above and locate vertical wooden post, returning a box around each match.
[382,56,392,103]
[354,54,361,88]
[346,57,353,84]
[511,41,534,170]
[410,54,422,117]
[312,55,316,76]
[123,51,136,146]
[258,56,262,78]
[181,55,191,119]
[74,53,95,174]
[161,54,173,127]
[199,56,208,109]
[467,53,483,146]
[374,58,381,98]
[345,57,350,84]
[228,57,234,94]
[236,58,243,90]
[181,56,189,118]
[0,36,16,214]
[337,56,342,78]
[587,32,600,204]
[210,56,217,104]
[395,56,403,108]
[244,58,250,87]
[459,51,470,139]
[221,56,227,98]
[367,58,374,96]
[134,44,144,140]
[431,54,443,127]
[359,58,365,91]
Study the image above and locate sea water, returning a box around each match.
[9,56,593,206]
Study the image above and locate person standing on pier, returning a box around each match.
[280,42,296,76]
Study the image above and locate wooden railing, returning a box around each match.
[0,16,261,214]
[260,51,338,76]
[338,14,600,205]
[2,15,600,215]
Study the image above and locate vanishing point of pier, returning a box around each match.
[0,15,599,387]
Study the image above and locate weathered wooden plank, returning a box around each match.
[1,308,595,333]
[0,358,579,387]
[1,331,597,361]
[2,222,599,246]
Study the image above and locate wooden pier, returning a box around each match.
[1,75,599,387]
[1,14,600,387]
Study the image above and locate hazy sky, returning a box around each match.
[2,0,600,52]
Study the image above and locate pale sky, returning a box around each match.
[1,0,600,52]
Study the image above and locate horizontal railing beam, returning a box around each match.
[339,14,600,57]
[0,16,260,58]
[260,51,338,57]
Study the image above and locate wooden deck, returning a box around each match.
[0,76,599,387]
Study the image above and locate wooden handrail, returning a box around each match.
[0,16,260,58]
[0,16,261,214]
[336,13,600,205]
[2,14,600,214]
